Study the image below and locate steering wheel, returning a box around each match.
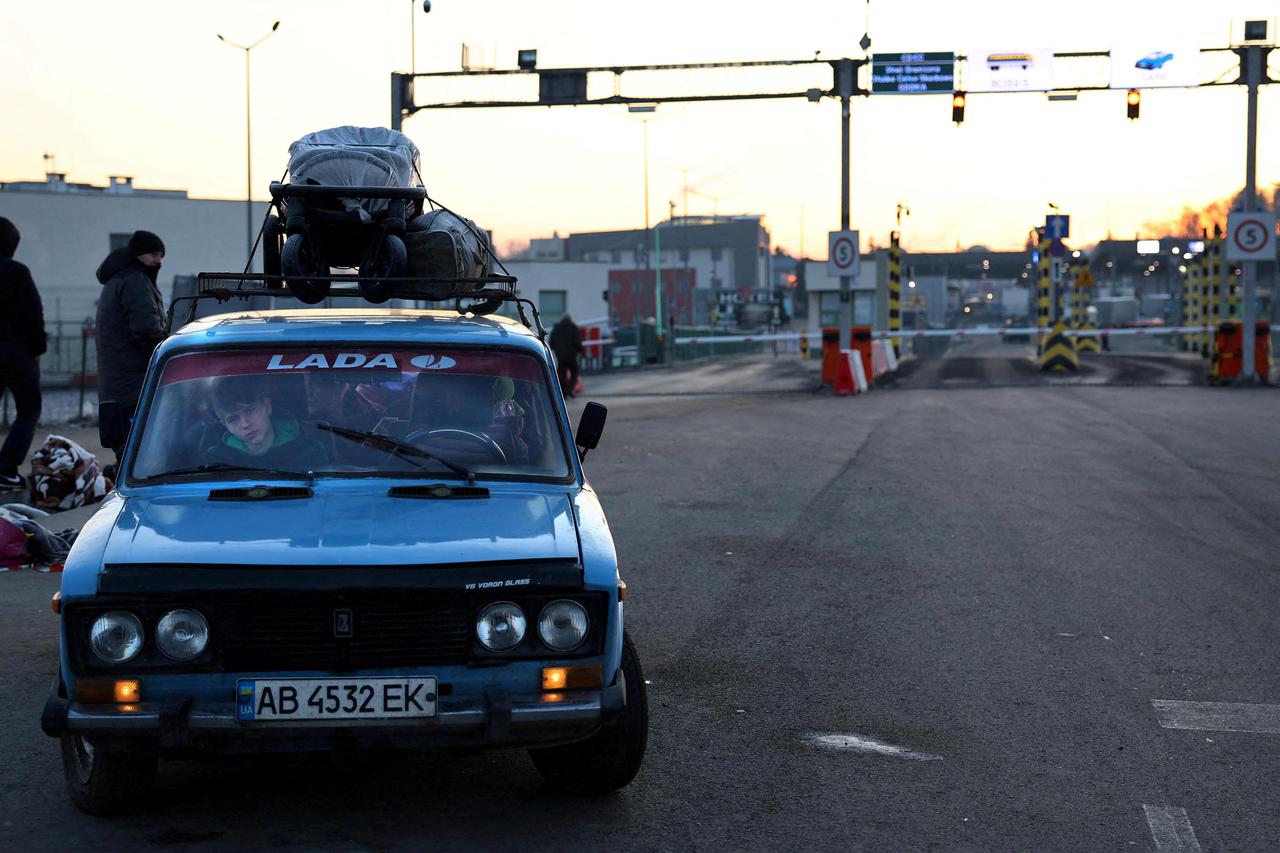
[403,427,507,465]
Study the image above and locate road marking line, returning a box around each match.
[1152,700,1280,733]
[1142,805,1202,852]
[807,733,941,761]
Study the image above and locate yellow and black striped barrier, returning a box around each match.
[888,231,902,356]
[1076,299,1100,353]
[1192,230,1203,353]
[1209,227,1222,359]
[1036,234,1051,355]
[1208,226,1223,377]
[1039,321,1080,372]
[1076,323,1101,352]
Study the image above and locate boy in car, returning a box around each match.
[207,375,327,470]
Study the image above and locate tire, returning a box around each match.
[60,735,158,815]
[263,214,284,287]
[359,234,408,304]
[530,631,648,795]
[281,233,330,304]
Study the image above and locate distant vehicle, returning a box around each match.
[1136,51,1174,70]
[1002,316,1031,344]
[987,53,1032,71]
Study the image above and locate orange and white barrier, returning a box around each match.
[834,349,870,396]
[881,339,899,372]
[870,340,889,378]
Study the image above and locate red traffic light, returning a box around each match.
[951,90,966,124]
[1126,88,1140,120]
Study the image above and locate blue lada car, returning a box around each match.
[41,305,646,814]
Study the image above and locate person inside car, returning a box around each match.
[206,375,328,470]
[305,373,388,431]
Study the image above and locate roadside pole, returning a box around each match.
[1036,231,1050,355]
[838,93,852,353]
[654,220,665,363]
[1240,42,1262,381]
[889,231,902,355]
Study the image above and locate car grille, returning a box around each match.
[214,590,472,672]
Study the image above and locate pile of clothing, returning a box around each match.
[0,503,74,571]
[29,434,111,510]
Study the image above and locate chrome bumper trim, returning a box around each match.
[64,692,604,732]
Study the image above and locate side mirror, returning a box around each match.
[574,402,607,460]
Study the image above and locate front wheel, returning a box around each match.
[529,631,648,794]
[281,233,330,304]
[359,233,408,304]
[60,734,158,815]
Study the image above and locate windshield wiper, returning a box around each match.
[317,423,475,483]
[146,462,307,481]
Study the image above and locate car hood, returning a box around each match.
[101,489,581,567]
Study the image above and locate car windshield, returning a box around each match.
[130,346,571,482]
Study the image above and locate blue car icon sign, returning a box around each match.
[1136,51,1173,70]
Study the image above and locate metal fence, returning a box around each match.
[41,319,98,388]
[606,324,780,368]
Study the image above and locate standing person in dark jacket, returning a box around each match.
[0,217,47,490]
[549,314,584,398]
[95,230,166,466]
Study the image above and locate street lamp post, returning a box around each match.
[412,1,431,76]
[218,21,281,261]
[628,104,657,360]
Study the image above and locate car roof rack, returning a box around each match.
[167,272,545,339]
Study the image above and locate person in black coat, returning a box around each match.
[549,314,584,398]
[0,217,46,489]
[95,230,166,464]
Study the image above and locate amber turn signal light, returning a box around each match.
[75,680,142,704]
[542,665,603,691]
[51,591,61,614]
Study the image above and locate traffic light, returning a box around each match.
[951,90,966,124]
[1126,88,1140,120]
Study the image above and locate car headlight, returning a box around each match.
[476,602,526,651]
[538,600,589,651]
[156,609,209,661]
[90,611,145,663]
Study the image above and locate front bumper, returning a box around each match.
[43,682,626,754]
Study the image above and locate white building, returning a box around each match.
[0,173,267,376]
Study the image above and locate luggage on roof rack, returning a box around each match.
[263,126,498,308]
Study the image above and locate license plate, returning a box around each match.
[236,677,437,722]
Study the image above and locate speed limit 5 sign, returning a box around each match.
[1226,212,1277,261]
[827,230,861,278]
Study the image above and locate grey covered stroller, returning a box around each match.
[273,126,424,304]
[265,125,499,309]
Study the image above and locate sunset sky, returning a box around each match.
[2,0,1278,256]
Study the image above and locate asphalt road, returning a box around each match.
[3,355,1279,850]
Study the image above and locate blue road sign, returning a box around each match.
[1045,215,1070,240]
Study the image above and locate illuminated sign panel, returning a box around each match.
[965,48,1054,92]
[1110,45,1201,89]
[871,52,956,94]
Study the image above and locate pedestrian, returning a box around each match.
[0,217,47,490]
[549,313,583,398]
[95,230,166,469]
